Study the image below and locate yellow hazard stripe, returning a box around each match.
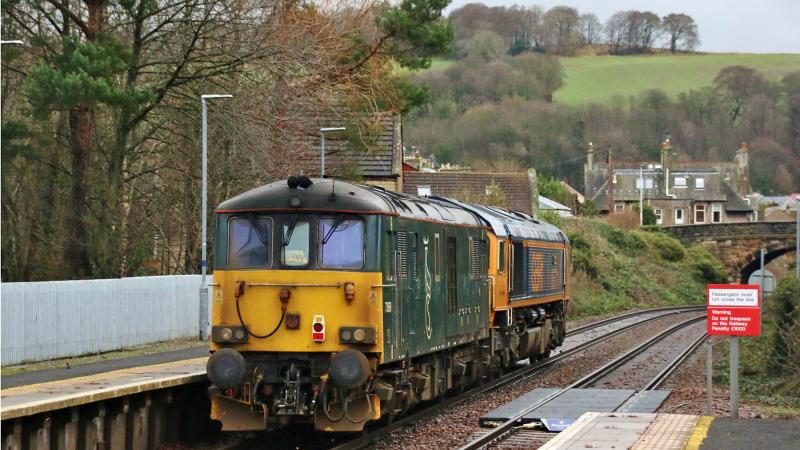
[684,415,713,450]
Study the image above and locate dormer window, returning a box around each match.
[695,178,705,189]
[674,177,687,187]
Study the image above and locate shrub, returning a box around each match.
[769,276,800,377]
[687,246,728,284]
[568,233,598,278]
[632,204,658,225]
[644,231,687,262]
[539,209,564,228]
[606,227,646,254]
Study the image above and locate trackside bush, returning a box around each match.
[643,232,687,262]
[769,276,800,379]
[568,233,598,278]
[687,246,727,284]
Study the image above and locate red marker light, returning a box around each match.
[312,315,325,342]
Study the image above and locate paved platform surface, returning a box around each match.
[699,417,800,450]
[1,357,206,420]
[2,345,207,388]
[539,412,799,450]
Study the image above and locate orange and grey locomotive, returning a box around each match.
[206,176,570,431]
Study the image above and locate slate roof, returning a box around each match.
[590,167,753,213]
[298,113,401,179]
[402,172,533,215]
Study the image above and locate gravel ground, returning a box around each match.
[369,312,703,450]
[591,320,707,389]
[658,336,760,418]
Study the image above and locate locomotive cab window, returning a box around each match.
[319,217,364,269]
[282,218,310,267]
[228,216,273,269]
[498,240,506,273]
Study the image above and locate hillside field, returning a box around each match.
[555,53,800,105]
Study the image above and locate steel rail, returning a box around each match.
[331,307,702,450]
[566,305,705,336]
[643,331,708,391]
[458,314,706,450]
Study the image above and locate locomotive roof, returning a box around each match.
[216,178,566,242]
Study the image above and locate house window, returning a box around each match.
[674,177,687,187]
[654,208,663,225]
[694,204,706,224]
[712,204,723,223]
[417,185,432,197]
[614,203,625,213]
[636,178,654,189]
[675,208,685,225]
[695,178,705,189]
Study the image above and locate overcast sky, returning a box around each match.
[445,0,800,54]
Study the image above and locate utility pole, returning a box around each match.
[607,149,613,214]
[199,94,233,340]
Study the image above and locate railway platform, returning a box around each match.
[1,357,209,450]
[539,412,800,450]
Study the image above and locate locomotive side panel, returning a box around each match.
[380,215,489,364]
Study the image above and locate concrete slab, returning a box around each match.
[480,388,639,426]
[618,390,672,413]
[540,412,657,450]
[1,357,206,419]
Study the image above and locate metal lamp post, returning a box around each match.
[199,94,232,340]
[320,127,346,177]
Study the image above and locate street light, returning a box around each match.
[199,94,232,341]
[320,127,346,177]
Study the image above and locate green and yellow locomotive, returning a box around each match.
[206,176,570,431]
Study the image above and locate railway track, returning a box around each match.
[329,305,704,450]
[459,315,708,450]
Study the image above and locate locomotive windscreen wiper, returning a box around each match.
[283,214,299,246]
[248,213,269,247]
[322,215,345,245]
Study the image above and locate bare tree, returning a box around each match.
[605,11,629,54]
[578,13,602,45]
[662,13,699,53]
[542,6,580,55]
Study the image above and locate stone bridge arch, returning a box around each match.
[661,222,797,283]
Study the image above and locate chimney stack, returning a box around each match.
[586,141,594,172]
[735,142,751,194]
[660,138,672,171]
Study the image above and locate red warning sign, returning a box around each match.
[707,284,761,337]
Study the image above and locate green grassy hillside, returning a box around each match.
[555,53,800,105]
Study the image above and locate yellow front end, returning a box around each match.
[208,269,384,432]
[211,269,384,354]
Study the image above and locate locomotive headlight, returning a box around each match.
[212,326,247,343]
[338,326,376,344]
[353,328,366,342]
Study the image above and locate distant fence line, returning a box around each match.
[1,275,210,366]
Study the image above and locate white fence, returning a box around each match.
[1,275,211,366]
